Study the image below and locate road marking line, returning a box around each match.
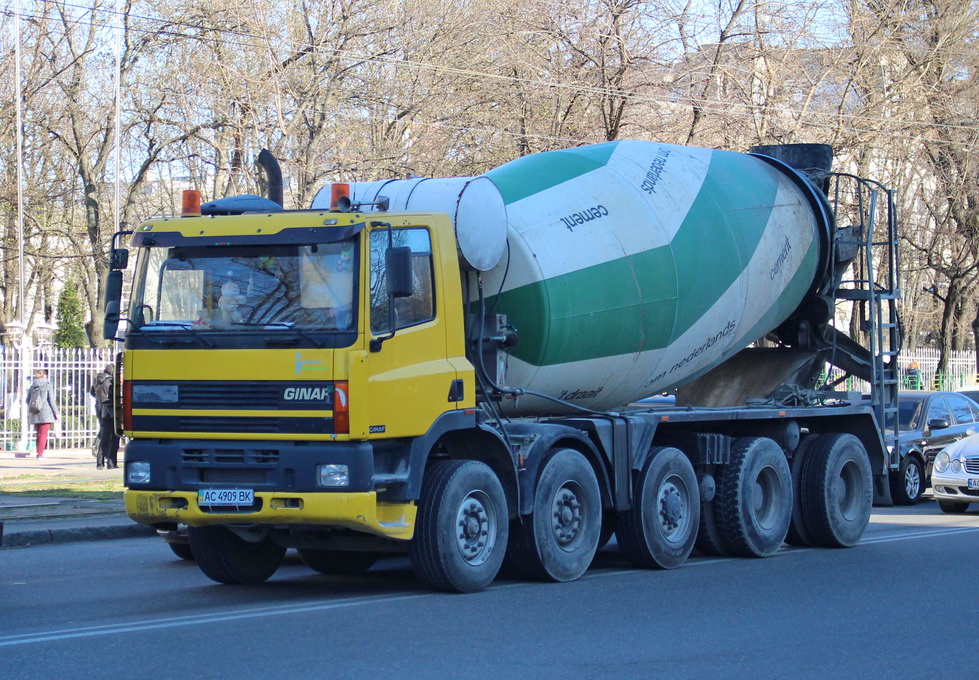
[3,525,978,647]
[0,592,430,648]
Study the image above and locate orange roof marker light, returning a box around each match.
[182,189,202,217]
[330,184,351,211]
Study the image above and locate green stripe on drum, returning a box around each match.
[490,151,811,367]
[670,151,780,336]
[486,144,618,205]
[490,247,679,366]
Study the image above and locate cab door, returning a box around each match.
[362,225,463,439]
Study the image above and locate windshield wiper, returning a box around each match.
[136,322,214,348]
[233,321,324,349]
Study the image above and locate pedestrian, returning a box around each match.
[26,368,60,458]
[90,364,120,469]
[907,361,922,390]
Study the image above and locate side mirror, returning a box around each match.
[928,418,951,431]
[109,248,129,270]
[386,246,413,298]
[102,270,123,339]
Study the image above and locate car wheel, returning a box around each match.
[937,500,970,514]
[890,455,923,505]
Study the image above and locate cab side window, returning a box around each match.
[370,228,435,333]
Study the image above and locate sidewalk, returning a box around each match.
[0,446,155,548]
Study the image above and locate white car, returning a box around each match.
[931,433,979,513]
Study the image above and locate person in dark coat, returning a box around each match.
[90,364,120,469]
[26,369,60,458]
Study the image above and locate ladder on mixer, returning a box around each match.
[830,175,902,459]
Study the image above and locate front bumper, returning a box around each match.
[125,489,416,540]
[931,472,979,505]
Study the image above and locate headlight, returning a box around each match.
[317,464,349,487]
[951,457,963,473]
[127,461,151,484]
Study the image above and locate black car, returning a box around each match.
[888,391,979,504]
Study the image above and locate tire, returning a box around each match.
[187,525,286,585]
[298,549,379,575]
[409,459,508,593]
[715,437,792,557]
[616,447,699,569]
[938,500,970,514]
[508,448,602,582]
[890,455,924,505]
[799,433,873,547]
[167,540,195,561]
[694,474,731,557]
[785,435,818,547]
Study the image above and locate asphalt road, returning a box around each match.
[2,503,978,680]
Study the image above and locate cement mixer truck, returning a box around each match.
[104,140,901,592]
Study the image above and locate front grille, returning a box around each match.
[201,468,268,484]
[182,448,280,465]
[179,417,280,432]
[965,458,979,474]
[132,380,334,410]
[135,415,333,435]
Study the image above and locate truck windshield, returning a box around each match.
[131,240,357,332]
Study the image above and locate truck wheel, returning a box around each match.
[890,455,923,505]
[409,459,508,593]
[508,448,601,582]
[938,500,970,514]
[187,525,286,585]
[167,540,195,561]
[715,437,792,557]
[785,435,818,547]
[616,447,699,569]
[800,433,872,547]
[298,549,379,575]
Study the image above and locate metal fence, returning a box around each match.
[1,345,114,451]
[1,343,975,451]
[824,348,979,394]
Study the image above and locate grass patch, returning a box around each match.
[0,479,124,500]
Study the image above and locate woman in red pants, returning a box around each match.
[26,369,60,458]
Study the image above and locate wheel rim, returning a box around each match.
[904,462,920,499]
[551,481,586,552]
[656,474,691,545]
[752,465,783,530]
[836,459,863,520]
[454,490,497,566]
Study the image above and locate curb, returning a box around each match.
[0,522,157,549]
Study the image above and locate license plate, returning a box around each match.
[198,488,254,506]
[969,480,979,490]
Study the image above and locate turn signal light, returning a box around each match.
[122,380,133,432]
[333,381,349,434]
[182,190,202,217]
